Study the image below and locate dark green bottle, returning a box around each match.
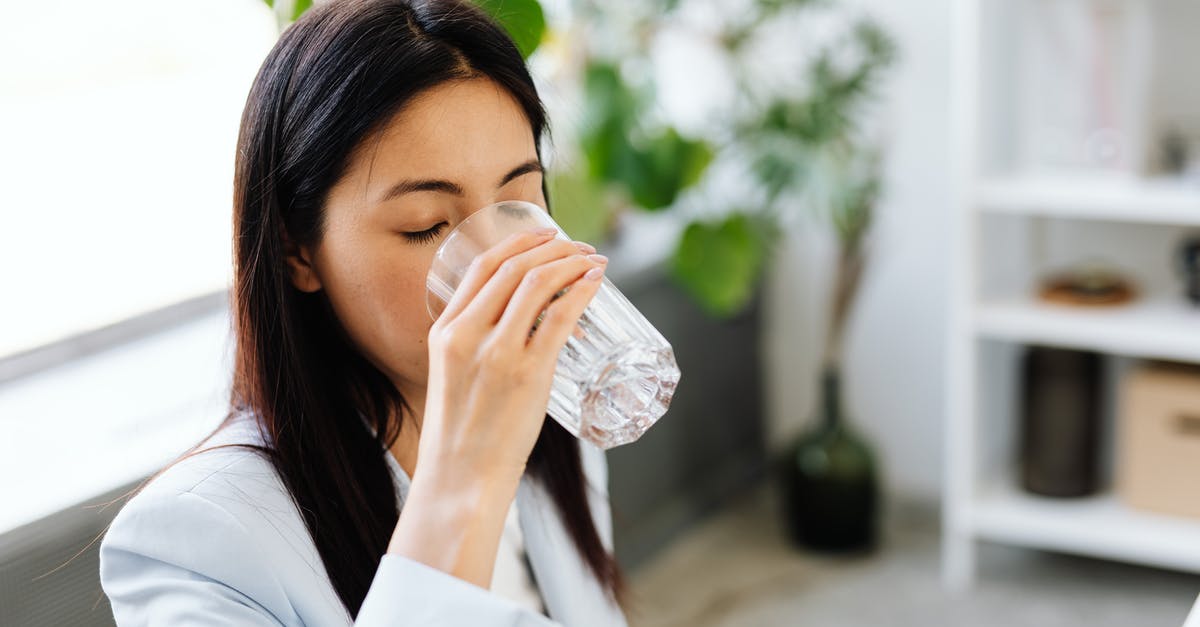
[781,368,879,552]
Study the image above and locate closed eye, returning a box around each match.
[402,222,448,244]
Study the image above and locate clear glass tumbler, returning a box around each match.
[426,200,680,449]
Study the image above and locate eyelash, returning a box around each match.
[402,222,448,244]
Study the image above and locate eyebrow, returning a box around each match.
[378,159,544,204]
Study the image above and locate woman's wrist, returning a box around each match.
[410,454,524,514]
[386,456,523,588]
[411,434,529,495]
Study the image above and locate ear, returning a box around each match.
[281,229,323,293]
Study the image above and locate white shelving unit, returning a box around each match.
[979,175,1200,226]
[976,299,1200,364]
[945,0,1200,590]
[971,482,1200,576]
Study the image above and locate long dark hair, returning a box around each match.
[224,0,625,617]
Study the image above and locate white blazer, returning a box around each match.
[99,416,629,626]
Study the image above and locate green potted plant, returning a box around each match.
[777,147,887,552]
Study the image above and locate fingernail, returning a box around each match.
[574,241,597,254]
[587,254,608,264]
[584,266,605,281]
[533,227,558,236]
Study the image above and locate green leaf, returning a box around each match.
[678,133,714,190]
[547,168,613,244]
[582,64,639,120]
[262,0,274,7]
[751,144,806,203]
[291,0,313,21]
[580,63,642,183]
[475,0,546,59]
[578,64,713,211]
[623,128,713,211]
[853,18,898,69]
[755,0,828,15]
[670,213,770,318]
[745,15,897,149]
[578,62,713,210]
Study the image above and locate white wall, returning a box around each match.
[763,0,954,504]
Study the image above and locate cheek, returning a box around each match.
[380,263,438,385]
[364,249,436,357]
[318,232,437,378]
[385,266,435,334]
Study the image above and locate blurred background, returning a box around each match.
[3,0,1200,625]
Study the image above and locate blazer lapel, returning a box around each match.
[517,475,627,627]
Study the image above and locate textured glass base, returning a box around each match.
[543,277,681,449]
[579,343,680,449]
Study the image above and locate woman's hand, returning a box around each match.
[388,227,606,587]
[420,228,607,480]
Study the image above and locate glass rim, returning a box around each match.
[425,199,558,321]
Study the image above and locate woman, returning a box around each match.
[98,0,628,624]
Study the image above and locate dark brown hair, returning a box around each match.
[223,0,625,617]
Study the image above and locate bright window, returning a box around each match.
[0,0,277,357]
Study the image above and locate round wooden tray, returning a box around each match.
[1038,276,1136,307]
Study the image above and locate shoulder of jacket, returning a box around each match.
[133,420,281,496]
[103,417,313,567]
[99,422,335,623]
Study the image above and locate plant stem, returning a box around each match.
[822,238,865,372]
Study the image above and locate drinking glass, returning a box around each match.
[426,200,680,449]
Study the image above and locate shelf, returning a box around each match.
[975,299,1200,363]
[946,0,1200,592]
[971,482,1200,574]
[978,175,1200,226]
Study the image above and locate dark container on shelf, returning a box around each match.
[1179,235,1200,306]
[1019,345,1102,497]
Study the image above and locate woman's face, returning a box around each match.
[286,77,546,402]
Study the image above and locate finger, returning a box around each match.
[436,228,557,324]
[492,252,608,344]
[457,238,600,328]
[525,265,606,359]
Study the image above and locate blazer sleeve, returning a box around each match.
[100,488,561,627]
